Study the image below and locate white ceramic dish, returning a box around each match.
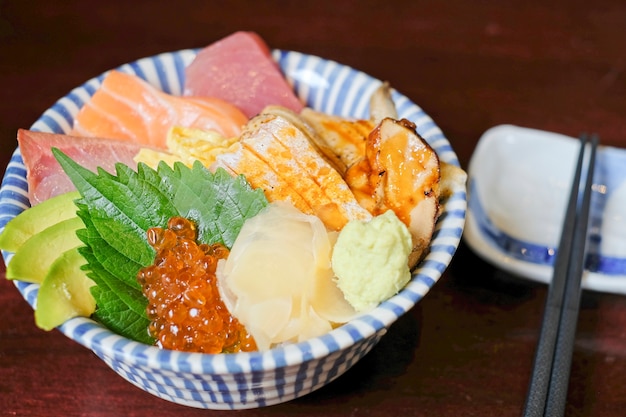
[464,124,626,293]
[0,49,466,409]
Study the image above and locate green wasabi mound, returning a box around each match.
[332,210,413,312]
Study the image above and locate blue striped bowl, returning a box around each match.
[0,49,467,409]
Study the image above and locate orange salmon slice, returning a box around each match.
[70,70,248,149]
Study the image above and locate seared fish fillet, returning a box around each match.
[297,81,395,174]
[345,118,441,267]
[299,108,375,175]
[299,83,450,267]
[213,112,372,231]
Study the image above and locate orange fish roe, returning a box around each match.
[137,216,257,354]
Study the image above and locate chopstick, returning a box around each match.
[522,133,599,417]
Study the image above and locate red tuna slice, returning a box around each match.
[18,129,149,205]
[184,31,304,118]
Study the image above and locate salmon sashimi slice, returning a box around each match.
[70,70,248,149]
[17,129,157,205]
[213,111,371,231]
[184,31,304,118]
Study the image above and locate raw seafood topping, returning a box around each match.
[0,31,468,354]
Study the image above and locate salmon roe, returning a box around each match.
[137,217,257,354]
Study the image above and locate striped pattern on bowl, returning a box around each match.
[0,49,466,409]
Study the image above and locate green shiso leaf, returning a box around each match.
[156,160,269,247]
[52,149,268,344]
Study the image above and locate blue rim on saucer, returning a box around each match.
[465,124,626,293]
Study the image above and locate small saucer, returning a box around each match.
[464,124,626,294]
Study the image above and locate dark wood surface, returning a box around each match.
[1,1,626,416]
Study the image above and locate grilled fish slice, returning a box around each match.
[345,118,441,267]
[247,113,371,224]
[298,83,449,267]
[297,82,395,175]
[299,108,375,176]
[213,112,371,230]
[214,143,314,214]
[264,105,353,175]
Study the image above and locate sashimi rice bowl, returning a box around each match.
[0,32,467,409]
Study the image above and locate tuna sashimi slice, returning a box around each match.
[18,129,150,205]
[70,70,248,149]
[184,31,304,118]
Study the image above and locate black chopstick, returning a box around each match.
[522,133,599,417]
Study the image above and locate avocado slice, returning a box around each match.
[6,216,84,283]
[0,191,80,253]
[35,247,95,331]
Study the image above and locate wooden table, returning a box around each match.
[1,1,626,415]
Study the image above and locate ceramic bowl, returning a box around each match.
[464,124,626,294]
[0,49,467,409]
